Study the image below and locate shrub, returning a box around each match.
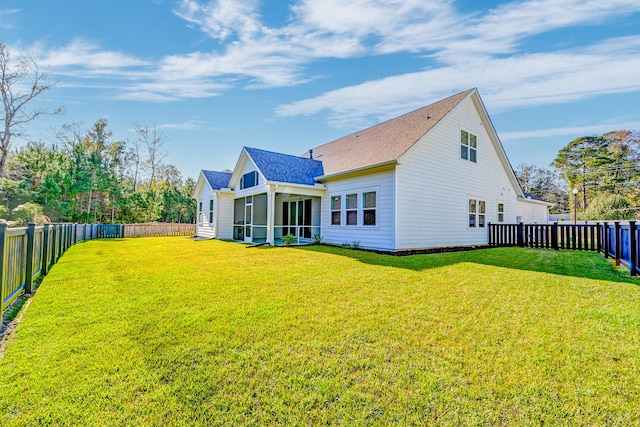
[582,194,635,220]
[11,202,43,224]
[282,234,297,245]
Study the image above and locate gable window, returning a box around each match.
[346,194,357,225]
[461,130,477,163]
[240,171,258,189]
[209,199,214,224]
[331,196,341,225]
[363,191,376,226]
[469,199,485,228]
[498,203,504,223]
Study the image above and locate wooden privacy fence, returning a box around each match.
[124,223,195,238]
[0,222,195,314]
[488,221,639,276]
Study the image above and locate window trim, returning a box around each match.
[497,202,504,223]
[329,188,379,228]
[330,195,341,225]
[240,171,258,190]
[345,193,357,226]
[362,191,377,226]
[460,129,478,163]
[468,198,486,229]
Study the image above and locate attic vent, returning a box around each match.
[426,112,431,119]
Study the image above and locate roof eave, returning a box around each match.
[267,180,326,190]
[517,196,554,207]
[315,160,398,181]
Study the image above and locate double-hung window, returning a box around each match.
[199,201,203,225]
[331,196,341,225]
[346,194,357,225]
[209,199,214,224]
[461,130,477,163]
[363,191,376,226]
[469,199,485,228]
[498,203,504,223]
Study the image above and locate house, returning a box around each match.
[193,88,551,251]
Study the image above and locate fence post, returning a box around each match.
[517,222,525,247]
[120,224,125,238]
[603,222,609,259]
[614,221,621,266]
[25,222,36,294]
[629,221,637,276]
[0,223,7,309]
[42,223,51,276]
[73,223,77,245]
[552,222,558,250]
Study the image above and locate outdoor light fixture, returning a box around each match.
[573,188,578,224]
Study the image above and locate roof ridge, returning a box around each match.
[309,88,475,152]
[245,146,321,162]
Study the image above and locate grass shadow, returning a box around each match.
[293,245,639,285]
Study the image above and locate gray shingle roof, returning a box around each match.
[203,170,232,190]
[245,147,324,186]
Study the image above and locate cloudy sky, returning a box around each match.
[2,0,640,179]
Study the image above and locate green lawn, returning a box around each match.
[1,238,639,426]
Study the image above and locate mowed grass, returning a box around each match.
[1,238,639,426]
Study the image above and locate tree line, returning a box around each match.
[516,130,640,221]
[1,120,195,225]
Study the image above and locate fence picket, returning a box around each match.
[489,222,640,277]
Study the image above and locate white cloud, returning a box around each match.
[501,121,640,140]
[0,8,19,30]
[16,0,640,108]
[34,40,149,75]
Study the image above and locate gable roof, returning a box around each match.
[244,147,324,186]
[202,170,232,190]
[305,88,475,176]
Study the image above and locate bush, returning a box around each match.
[11,202,43,225]
[582,194,635,221]
[282,234,296,245]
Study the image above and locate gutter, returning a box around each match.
[315,160,398,182]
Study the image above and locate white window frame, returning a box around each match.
[497,202,504,223]
[468,198,485,229]
[330,195,341,225]
[209,199,214,224]
[345,193,357,226]
[461,130,477,163]
[240,171,258,190]
[362,191,377,226]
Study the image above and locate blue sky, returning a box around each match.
[2,0,640,180]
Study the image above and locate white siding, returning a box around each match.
[517,199,549,224]
[216,193,235,239]
[195,185,216,238]
[395,97,543,249]
[321,169,395,250]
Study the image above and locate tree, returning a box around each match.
[134,124,167,187]
[552,135,610,211]
[514,163,568,214]
[582,193,635,221]
[0,41,63,177]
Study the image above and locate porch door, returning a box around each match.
[282,199,312,239]
[244,198,252,242]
